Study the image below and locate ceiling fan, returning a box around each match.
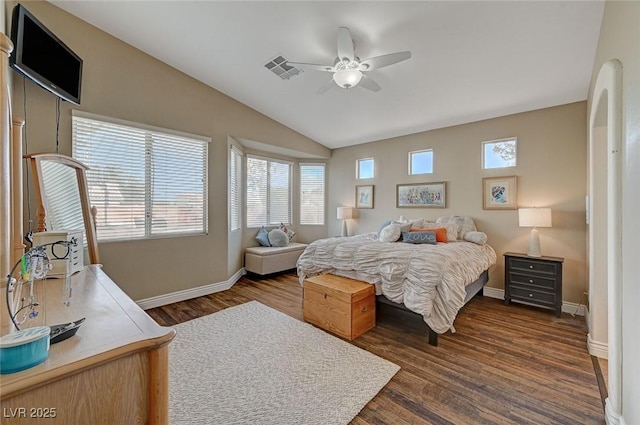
[287,27,411,94]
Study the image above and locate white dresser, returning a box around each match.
[32,230,84,277]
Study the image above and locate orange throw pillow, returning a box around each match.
[410,227,447,242]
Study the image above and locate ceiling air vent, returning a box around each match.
[264,54,302,80]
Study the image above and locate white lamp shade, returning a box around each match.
[518,208,552,228]
[337,207,354,220]
[333,69,363,88]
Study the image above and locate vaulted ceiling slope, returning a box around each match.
[51,1,604,149]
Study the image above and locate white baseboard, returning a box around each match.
[588,333,609,359]
[605,398,626,425]
[562,301,586,316]
[481,287,585,316]
[482,286,505,300]
[136,268,246,310]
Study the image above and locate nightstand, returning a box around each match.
[503,252,564,317]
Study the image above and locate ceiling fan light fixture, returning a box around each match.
[287,27,411,94]
[333,69,363,89]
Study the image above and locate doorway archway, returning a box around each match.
[588,59,622,425]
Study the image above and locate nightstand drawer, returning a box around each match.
[509,272,556,290]
[509,258,558,276]
[510,286,556,306]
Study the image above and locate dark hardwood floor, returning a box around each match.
[147,271,605,425]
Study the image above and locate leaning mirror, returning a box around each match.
[25,153,100,264]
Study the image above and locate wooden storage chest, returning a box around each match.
[303,274,375,340]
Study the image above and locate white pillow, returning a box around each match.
[398,215,424,229]
[464,231,487,245]
[391,220,412,233]
[278,223,296,241]
[379,223,401,243]
[436,215,477,240]
[423,221,458,242]
[268,229,289,247]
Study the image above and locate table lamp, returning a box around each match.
[337,207,354,237]
[518,208,552,257]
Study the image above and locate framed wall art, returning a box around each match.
[396,182,446,208]
[483,176,518,210]
[355,185,374,209]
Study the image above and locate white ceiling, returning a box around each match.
[51,1,604,150]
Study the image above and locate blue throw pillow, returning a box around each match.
[255,227,271,247]
[377,219,392,238]
[401,231,437,244]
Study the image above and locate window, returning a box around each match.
[246,155,291,227]
[300,163,325,225]
[409,149,433,175]
[229,144,242,231]
[357,158,374,179]
[72,111,209,241]
[483,137,517,169]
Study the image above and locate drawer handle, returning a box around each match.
[529,293,534,298]
[324,293,327,299]
[529,265,534,269]
[361,305,368,312]
[529,279,534,283]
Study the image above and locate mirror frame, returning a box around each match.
[25,153,100,264]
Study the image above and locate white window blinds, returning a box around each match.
[72,111,209,241]
[229,145,242,231]
[300,164,325,225]
[246,156,291,227]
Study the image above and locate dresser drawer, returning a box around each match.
[509,272,556,290]
[509,286,556,306]
[509,258,558,276]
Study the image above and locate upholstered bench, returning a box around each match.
[244,242,308,275]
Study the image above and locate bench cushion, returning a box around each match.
[245,242,308,256]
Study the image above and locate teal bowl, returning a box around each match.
[0,326,51,374]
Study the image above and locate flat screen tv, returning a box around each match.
[10,4,83,105]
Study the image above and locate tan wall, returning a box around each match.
[6,1,329,300]
[589,1,640,422]
[1,0,5,34]
[328,102,588,303]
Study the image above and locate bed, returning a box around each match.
[297,216,497,345]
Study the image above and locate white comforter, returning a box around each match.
[297,233,497,334]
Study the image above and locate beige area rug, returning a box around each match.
[169,301,399,425]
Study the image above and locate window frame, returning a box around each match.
[229,144,243,232]
[408,149,434,175]
[71,110,209,242]
[245,154,293,228]
[299,162,326,226]
[482,137,517,169]
[356,157,375,179]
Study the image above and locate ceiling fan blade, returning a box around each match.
[360,51,411,71]
[337,27,355,61]
[286,61,334,72]
[317,78,336,95]
[358,74,381,92]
